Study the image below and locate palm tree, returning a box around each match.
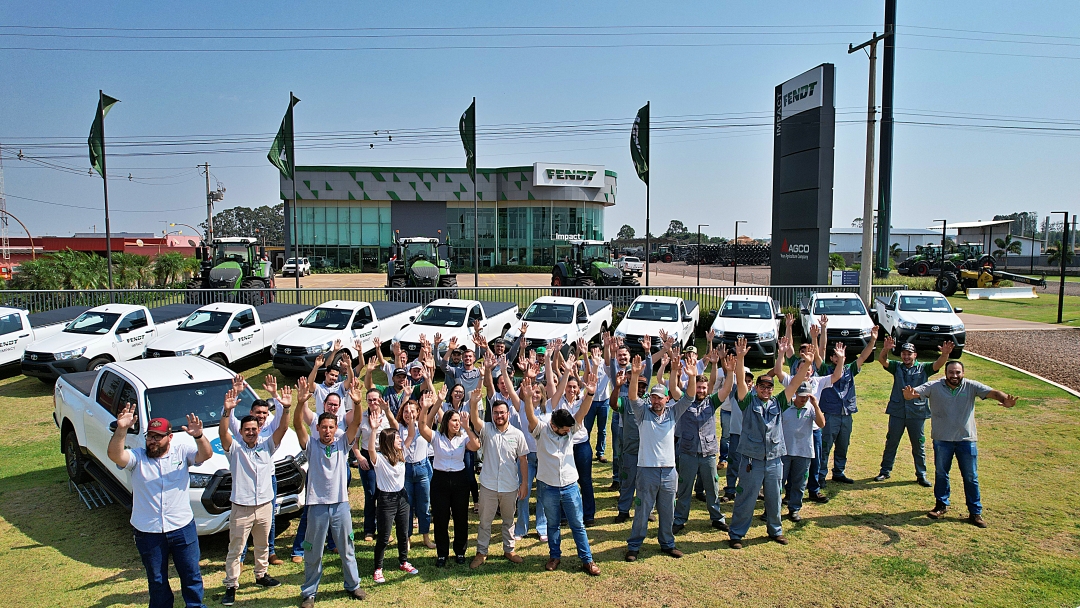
[889,243,903,260]
[993,234,1022,268]
[9,258,63,290]
[153,251,187,287]
[128,254,152,288]
[1047,240,1074,267]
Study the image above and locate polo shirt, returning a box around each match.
[554,396,590,445]
[727,393,743,435]
[477,422,529,493]
[913,378,993,442]
[122,442,199,534]
[225,436,279,506]
[400,424,430,464]
[314,381,346,413]
[432,432,468,472]
[532,413,581,487]
[617,396,644,455]
[885,360,935,419]
[359,410,390,451]
[228,405,280,441]
[305,430,351,505]
[636,396,692,468]
[781,401,817,458]
[446,366,483,396]
[817,361,860,416]
[608,353,653,398]
[676,393,723,456]
[511,400,541,453]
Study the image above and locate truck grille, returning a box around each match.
[275,345,307,356]
[22,351,55,362]
[721,332,759,342]
[399,341,422,359]
[826,328,864,339]
[915,324,954,333]
[201,457,306,515]
[624,334,661,351]
[145,349,176,358]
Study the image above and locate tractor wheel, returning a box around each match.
[577,277,598,300]
[239,278,267,306]
[437,275,459,299]
[662,253,674,263]
[389,276,407,302]
[936,272,959,297]
[913,261,931,277]
[977,255,996,271]
[621,275,640,287]
[183,279,208,305]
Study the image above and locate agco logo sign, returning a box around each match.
[779,239,811,261]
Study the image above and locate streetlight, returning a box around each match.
[169,222,203,239]
[733,220,745,286]
[0,209,36,260]
[1053,211,1070,324]
[696,224,709,286]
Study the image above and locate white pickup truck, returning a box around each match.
[281,257,310,277]
[615,256,644,277]
[272,300,422,376]
[144,302,311,369]
[503,297,612,356]
[54,357,307,535]
[21,303,199,382]
[614,295,699,356]
[393,298,520,360]
[709,294,783,366]
[0,305,92,370]
[799,292,876,351]
[872,290,965,357]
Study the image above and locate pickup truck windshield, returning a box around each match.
[720,301,773,319]
[626,302,679,321]
[65,312,121,335]
[178,311,233,334]
[899,296,953,313]
[146,380,258,430]
[813,298,867,316]
[523,303,574,324]
[301,308,352,330]
[414,306,467,327]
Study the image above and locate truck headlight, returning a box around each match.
[897,320,917,330]
[759,330,777,341]
[951,324,964,332]
[190,473,213,488]
[176,345,205,357]
[306,341,333,355]
[56,346,87,361]
[270,344,277,356]
[859,327,873,337]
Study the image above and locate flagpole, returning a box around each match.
[644,100,650,288]
[472,96,479,289]
[99,90,115,292]
[290,92,300,290]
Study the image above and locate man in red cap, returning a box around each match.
[108,404,213,608]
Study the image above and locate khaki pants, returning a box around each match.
[476,485,518,555]
[225,502,273,587]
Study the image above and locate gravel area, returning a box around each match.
[964,329,1080,393]
[1035,281,1080,297]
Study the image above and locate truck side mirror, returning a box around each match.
[409,316,415,322]
[682,315,692,323]
[799,308,809,315]
[109,420,139,435]
[954,307,963,313]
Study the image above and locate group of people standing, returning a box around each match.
[107,316,1018,608]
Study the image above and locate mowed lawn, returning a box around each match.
[950,294,1080,327]
[1,349,1079,607]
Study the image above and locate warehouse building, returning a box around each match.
[280,163,615,272]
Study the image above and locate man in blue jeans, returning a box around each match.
[904,360,1016,528]
[108,407,213,608]
[521,367,600,576]
[582,345,611,464]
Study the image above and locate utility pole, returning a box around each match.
[874,0,897,278]
[1054,211,1070,324]
[200,163,213,242]
[849,29,893,306]
[696,223,708,286]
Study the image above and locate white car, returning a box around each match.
[282,257,311,277]
[503,297,612,356]
[873,290,965,357]
[709,295,782,365]
[54,357,307,536]
[0,305,91,370]
[393,298,520,360]
[613,295,699,355]
[799,292,876,351]
[615,256,644,276]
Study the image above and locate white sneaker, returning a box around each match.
[373,568,385,584]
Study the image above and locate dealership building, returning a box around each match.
[280,163,615,271]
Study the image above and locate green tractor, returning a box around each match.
[551,240,640,299]
[185,237,276,305]
[386,236,458,302]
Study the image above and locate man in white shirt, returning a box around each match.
[219,386,293,605]
[107,404,213,608]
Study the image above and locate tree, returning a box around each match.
[851,217,863,229]
[829,253,846,270]
[889,243,903,260]
[663,220,689,240]
[153,251,188,287]
[616,224,636,240]
[1047,241,1074,267]
[201,203,284,244]
[993,212,1038,237]
[993,234,1022,266]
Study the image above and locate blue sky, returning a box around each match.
[1,1,1077,241]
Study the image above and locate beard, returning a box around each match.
[146,440,169,458]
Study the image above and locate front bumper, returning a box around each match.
[273,352,320,376]
[713,337,777,358]
[892,328,966,352]
[21,355,91,380]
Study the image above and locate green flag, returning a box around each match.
[459,98,476,181]
[268,94,300,179]
[88,93,120,177]
[630,102,649,184]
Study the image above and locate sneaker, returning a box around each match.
[454,554,466,565]
[399,561,419,574]
[671,523,685,534]
[711,520,729,531]
[927,502,948,519]
[874,473,891,482]
[624,549,639,562]
[968,514,988,528]
[788,510,802,522]
[661,547,684,558]
[222,586,236,606]
[301,595,316,608]
[917,477,932,487]
[809,492,830,504]
[255,575,281,588]
[373,569,386,584]
[436,557,447,568]
[614,512,630,524]
[832,475,855,484]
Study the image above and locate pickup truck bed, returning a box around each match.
[148,303,202,325]
[256,303,314,323]
[685,301,699,314]
[479,301,517,318]
[371,301,422,320]
[28,306,91,329]
[584,299,612,315]
[63,370,98,398]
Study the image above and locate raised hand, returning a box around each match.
[419,333,429,347]
[706,328,715,345]
[722,353,736,373]
[941,340,954,357]
[642,333,652,350]
[232,373,246,393]
[314,354,326,369]
[116,402,137,430]
[902,385,917,400]
[809,323,820,341]
[373,337,382,351]
[340,351,352,367]
[433,333,443,348]
[333,339,342,352]
[658,328,670,344]
[576,337,588,355]
[784,313,794,330]
[182,413,204,437]
[470,385,484,404]
[1002,394,1018,408]
[583,371,598,394]
[818,314,829,328]
[263,374,278,397]
[870,326,879,341]
[519,322,528,335]
[883,335,896,351]
[734,336,750,359]
[833,342,847,361]
[223,388,239,414]
[523,359,538,380]
[278,385,293,408]
[614,370,627,386]
[437,384,448,403]
[448,336,459,351]
[355,338,365,355]
[630,354,644,375]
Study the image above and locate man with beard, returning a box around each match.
[107,404,213,608]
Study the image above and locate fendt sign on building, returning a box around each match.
[534,163,605,188]
[770,64,836,285]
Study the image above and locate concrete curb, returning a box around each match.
[964,350,1080,400]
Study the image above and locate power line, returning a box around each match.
[3,192,204,212]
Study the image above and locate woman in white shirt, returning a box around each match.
[397,399,436,550]
[442,383,480,510]
[368,423,420,583]
[357,387,390,542]
[419,390,480,567]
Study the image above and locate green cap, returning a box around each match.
[535,346,547,354]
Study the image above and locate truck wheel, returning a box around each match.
[209,354,229,367]
[64,429,90,484]
[87,356,111,372]
[936,272,959,297]
[949,346,964,359]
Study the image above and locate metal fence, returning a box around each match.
[0,284,903,318]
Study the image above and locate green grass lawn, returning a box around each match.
[1,346,1078,607]
[950,294,1080,327]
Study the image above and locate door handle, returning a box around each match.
[253,328,261,333]
[143,329,153,334]
[18,334,29,338]
[86,410,95,417]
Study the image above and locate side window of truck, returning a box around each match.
[469,306,482,326]
[577,304,588,324]
[96,371,123,411]
[353,307,373,329]
[117,310,148,333]
[115,381,139,427]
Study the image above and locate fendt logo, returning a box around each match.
[779,239,811,261]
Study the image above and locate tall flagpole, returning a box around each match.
[472,97,479,289]
[99,90,114,291]
[644,101,650,288]
[290,92,300,290]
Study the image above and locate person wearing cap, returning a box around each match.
[902,360,1018,528]
[231,375,286,566]
[604,332,654,493]
[781,318,829,503]
[624,350,692,561]
[779,381,825,523]
[728,337,814,549]
[219,385,294,605]
[293,382,368,607]
[875,336,953,486]
[671,348,735,536]
[306,342,354,414]
[107,404,213,608]
[814,320,879,491]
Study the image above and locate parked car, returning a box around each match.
[709,294,782,366]
[54,357,307,535]
[281,257,311,277]
[873,290,965,358]
[615,256,644,277]
[393,298,520,360]
[503,297,612,356]
[613,295,699,355]
[798,292,875,351]
[0,305,92,370]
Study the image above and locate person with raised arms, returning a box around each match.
[367,409,421,583]
[397,398,436,550]
[512,358,551,541]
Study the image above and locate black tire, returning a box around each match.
[914,261,931,277]
[389,276,407,302]
[577,277,598,300]
[936,272,959,297]
[86,356,111,372]
[662,253,674,263]
[949,346,964,360]
[209,354,229,367]
[621,275,640,287]
[183,279,208,305]
[239,278,267,306]
[64,428,90,484]
[437,275,458,299]
[977,255,996,271]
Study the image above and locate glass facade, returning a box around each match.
[295,202,392,271]
[446,203,604,269]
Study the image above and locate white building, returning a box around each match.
[829,228,940,257]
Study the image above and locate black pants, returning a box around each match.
[374,489,410,570]
[431,469,471,558]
